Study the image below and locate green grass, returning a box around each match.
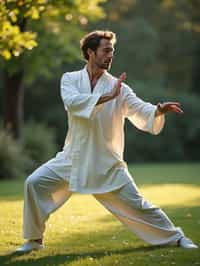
[0,163,200,266]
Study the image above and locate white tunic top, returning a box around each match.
[44,66,165,194]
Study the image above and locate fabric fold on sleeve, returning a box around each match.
[145,106,165,135]
[122,84,165,135]
[60,73,102,119]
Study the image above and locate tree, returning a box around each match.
[161,0,200,94]
[0,0,105,140]
[95,0,200,93]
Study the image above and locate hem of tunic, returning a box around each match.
[44,165,131,195]
[70,179,131,195]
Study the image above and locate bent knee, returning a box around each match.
[25,172,41,189]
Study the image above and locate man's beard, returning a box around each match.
[97,60,112,70]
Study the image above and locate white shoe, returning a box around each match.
[16,241,44,253]
[178,237,198,249]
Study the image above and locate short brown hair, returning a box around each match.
[80,30,116,61]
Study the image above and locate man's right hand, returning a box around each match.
[96,72,127,105]
[111,72,127,98]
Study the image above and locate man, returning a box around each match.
[17,30,198,252]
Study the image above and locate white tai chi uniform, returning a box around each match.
[23,66,184,244]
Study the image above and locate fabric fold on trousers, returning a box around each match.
[94,181,184,245]
[23,166,72,239]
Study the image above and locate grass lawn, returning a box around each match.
[0,163,200,266]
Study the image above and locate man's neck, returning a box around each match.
[86,63,105,82]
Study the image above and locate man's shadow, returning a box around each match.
[0,245,170,266]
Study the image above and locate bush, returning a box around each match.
[22,121,58,171]
[0,130,29,179]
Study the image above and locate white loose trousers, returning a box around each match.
[23,165,184,245]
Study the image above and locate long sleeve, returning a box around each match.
[122,84,165,135]
[60,72,102,119]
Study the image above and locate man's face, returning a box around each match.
[89,38,115,70]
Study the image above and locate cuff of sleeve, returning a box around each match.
[146,106,165,135]
[86,93,103,119]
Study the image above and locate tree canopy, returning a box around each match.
[0,0,105,61]
[0,0,106,140]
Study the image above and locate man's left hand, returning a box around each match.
[156,102,184,116]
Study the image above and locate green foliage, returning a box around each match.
[23,74,68,148]
[97,0,199,93]
[0,0,107,144]
[0,0,105,61]
[110,17,160,82]
[161,0,200,32]
[22,22,84,83]
[0,122,58,179]
[0,129,28,179]
[22,121,57,170]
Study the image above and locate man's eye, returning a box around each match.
[105,50,114,53]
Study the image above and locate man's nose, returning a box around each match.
[108,51,114,59]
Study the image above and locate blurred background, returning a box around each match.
[0,0,200,179]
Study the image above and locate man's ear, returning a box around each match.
[87,48,94,58]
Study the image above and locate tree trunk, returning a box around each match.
[3,70,24,141]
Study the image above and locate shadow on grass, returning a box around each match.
[0,206,199,265]
[0,245,169,266]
